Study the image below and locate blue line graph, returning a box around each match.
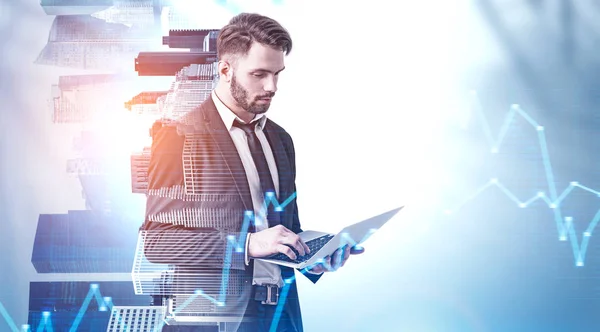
[0,302,20,332]
[445,91,600,267]
[3,191,361,331]
[38,312,54,332]
[1,284,112,332]
[269,276,294,332]
[165,191,304,330]
[185,191,299,308]
[169,190,364,330]
[69,284,111,332]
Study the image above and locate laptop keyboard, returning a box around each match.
[265,234,335,264]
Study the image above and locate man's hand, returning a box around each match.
[248,225,310,260]
[305,245,365,274]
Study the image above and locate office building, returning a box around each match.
[92,1,157,29]
[36,15,158,70]
[177,63,217,81]
[106,306,166,332]
[131,147,151,194]
[162,80,212,120]
[31,210,139,273]
[28,281,150,332]
[135,28,218,75]
[135,51,217,76]
[162,29,219,50]
[161,64,216,120]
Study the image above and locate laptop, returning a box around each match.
[253,206,404,269]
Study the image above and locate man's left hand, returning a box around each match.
[306,245,365,274]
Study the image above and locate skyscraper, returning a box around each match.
[36,15,159,70]
[134,51,218,76]
[135,29,219,75]
[162,64,217,120]
[130,147,151,194]
[28,282,150,331]
[91,0,157,29]
[162,29,219,50]
[106,306,166,332]
[31,211,139,273]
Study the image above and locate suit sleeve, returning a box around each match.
[282,132,323,283]
[140,122,246,271]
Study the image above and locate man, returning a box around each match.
[142,13,363,332]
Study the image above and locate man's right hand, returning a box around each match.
[248,225,310,260]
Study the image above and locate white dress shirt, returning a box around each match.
[212,91,284,287]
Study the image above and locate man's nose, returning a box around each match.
[263,76,277,94]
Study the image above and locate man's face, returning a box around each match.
[228,42,286,115]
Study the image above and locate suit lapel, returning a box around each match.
[200,97,253,213]
[197,97,294,229]
[263,121,293,229]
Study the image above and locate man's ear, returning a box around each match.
[218,60,232,83]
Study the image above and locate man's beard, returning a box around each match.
[230,73,273,115]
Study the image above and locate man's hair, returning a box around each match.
[217,13,292,62]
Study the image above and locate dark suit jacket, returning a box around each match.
[141,95,321,331]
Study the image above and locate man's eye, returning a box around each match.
[253,73,265,77]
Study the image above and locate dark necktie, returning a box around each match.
[233,119,281,228]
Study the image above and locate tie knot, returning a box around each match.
[233,119,257,135]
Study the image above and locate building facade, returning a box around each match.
[31,211,139,273]
[106,306,166,332]
[36,15,159,71]
[131,147,151,194]
[162,64,217,120]
[28,282,150,332]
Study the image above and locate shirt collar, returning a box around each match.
[212,90,267,131]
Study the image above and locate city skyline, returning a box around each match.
[6,0,599,331]
[26,2,227,329]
